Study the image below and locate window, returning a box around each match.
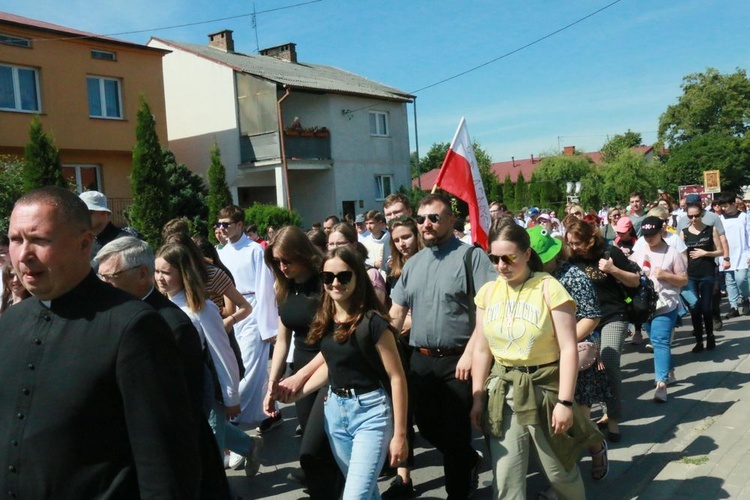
[91,50,117,61]
[375,174,394,200]
[0,34,31,48]
[62,164,101,193]
[87,76,122,119]
[369,111,388,136]
[0,64,40,112]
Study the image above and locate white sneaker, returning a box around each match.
[228,451,245,470]
[654,382,667,402]
[245,435,264,477]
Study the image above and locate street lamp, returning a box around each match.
[566,181,582,204]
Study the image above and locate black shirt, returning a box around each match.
[571,245,630,326]
[321,313,389,390]
[279,275,322,353]
[683,225,717,277]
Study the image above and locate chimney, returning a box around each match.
[530,154,535,164]
[260,43,298,63]
[208,30,234,52]
[563,145,576,156]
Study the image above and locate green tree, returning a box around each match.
[419,142,450,177]
[502,174,514,209]
[244,203,302,235]
[397,184,425,211]
[597,150,658,207]
[129,96,171,248]
[0,156,25,233]
[514,174,528,210]
[663,133,750,195]
[207,142,233,242]
[163,148,209,236]
[532,154,597,207]
[658,67,750,146]
[601,130,642,163]
[23,117,67,192]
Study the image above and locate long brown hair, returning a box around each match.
[155,243,208,313]
[265,226,323,305]
[1,263,29,314]
[307,247,388,345]
[387,217,422,280]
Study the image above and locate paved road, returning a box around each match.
[227,310,750,499]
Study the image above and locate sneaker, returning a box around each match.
[645,343,654,352]
[707,336,716,350]
[743,302,750,316]
[382,476,416,499]
[295,425,303,437]
[725,308,740,320]
[692,342,704,353]
[667,369,677,385]
[244,435,263,477]
[256,414,283,433]
[714,319,723,331]
[287,467,307,486]
[228,451,246,470]
[654,382,667,402]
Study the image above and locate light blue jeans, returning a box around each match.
[324,387,393,500]
[724,268,749,309]
[208,399,254,459]
[644,308,679,384]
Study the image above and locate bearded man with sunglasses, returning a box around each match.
[390,193,497,498]
[216,205,280,430]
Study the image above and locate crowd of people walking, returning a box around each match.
[0,185,748,499]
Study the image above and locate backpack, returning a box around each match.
[622,261,658,324]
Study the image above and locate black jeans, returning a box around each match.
[410,350,478,499]
[688,274,715,342]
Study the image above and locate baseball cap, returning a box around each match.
[615,217,633,233]
[640,216,664,236]
[79,191,111,213]
[685,194,702,205]
[354,213,365,224]
[528,207,540,216]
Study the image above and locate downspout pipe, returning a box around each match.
[276,86,292,209]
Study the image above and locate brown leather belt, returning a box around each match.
[501,360,558,374]
[417,346,465,358]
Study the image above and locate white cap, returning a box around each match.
[79,191,111,213]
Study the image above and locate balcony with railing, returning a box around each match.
[239,128,331,167]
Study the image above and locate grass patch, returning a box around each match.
[679,456,709,466]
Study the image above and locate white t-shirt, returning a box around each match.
[630,243,687,315]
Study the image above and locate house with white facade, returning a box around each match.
[148,31,413,224]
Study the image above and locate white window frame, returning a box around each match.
[369,111,389,137]
[62,164,102,193]
[0,63,41,113]
[375,174,394,201]
[86,75,123,119]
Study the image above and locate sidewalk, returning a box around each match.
[227,311,750,499]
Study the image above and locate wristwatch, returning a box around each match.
[724,257,731,261]
[557,399,574,408]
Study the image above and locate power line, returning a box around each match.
[411,0,624,94]
[29,0,322,43]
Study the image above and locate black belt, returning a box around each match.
[501,360,558,374]
[417,346,465,358]
[330,384,381,398]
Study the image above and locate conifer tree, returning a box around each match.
[23,117,67,192]
[503,174,515,210]
[207,142,233,242]
[129,96,171,248]
[514,173,528,210]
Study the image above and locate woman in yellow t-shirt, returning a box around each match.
[470,217,601,499]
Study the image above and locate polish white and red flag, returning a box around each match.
[432,117,491,249]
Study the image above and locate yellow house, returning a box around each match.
[0,11,168,223]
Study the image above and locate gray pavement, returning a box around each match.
[227,309,750,499]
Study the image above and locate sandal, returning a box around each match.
[590,440,609,481]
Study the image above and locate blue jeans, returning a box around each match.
[324,388,393,500]
[644,308,679,383]
[208,399,254,459]
[724,268,750,309]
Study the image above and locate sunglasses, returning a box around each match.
[488,253,516,266]
[272,257,294,267]
[214,221,234,229]
[688,214,702,219]
[321,271,353,285]
[415,213,441,225]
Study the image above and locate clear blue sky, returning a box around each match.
[6,0,749,163]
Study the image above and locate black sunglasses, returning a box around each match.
[415,213,441,225]
[688,214,702,219]
[214,221,234,229]
[321,271,353,285]
[488,253,517,266]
